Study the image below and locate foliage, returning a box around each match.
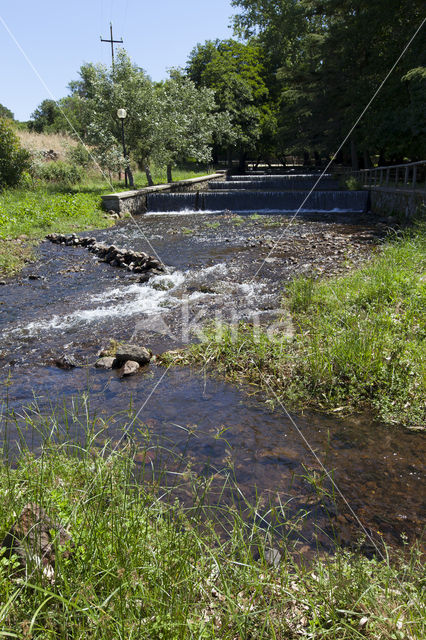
[0,118,31,189]
[31,160,84,186]
[66,142,93,168]
[0,103,14,120]
[67,51,226,179]
[0,408,423,638]
[152,70,225,173]
[186,39,273,162]
[166,227,426,427]
[29,98,63,133]
[232,0,426,163]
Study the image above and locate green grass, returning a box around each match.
[0,186,113,276]
[162,226,426,427]
[0,403,424,639]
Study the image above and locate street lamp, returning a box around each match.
[117,108,128,187]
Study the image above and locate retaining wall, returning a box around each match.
[369,187,425,219]
[101,173,226,215]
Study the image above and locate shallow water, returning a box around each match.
[1,209,424,554]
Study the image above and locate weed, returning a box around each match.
[203,221,220,229]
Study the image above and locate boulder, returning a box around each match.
[115,344,152,366]
[1,503,73,580]
[95,356,116,369]
[120,360,140,377]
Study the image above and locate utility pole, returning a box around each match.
[100,23,123,70]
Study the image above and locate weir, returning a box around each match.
[146,189,369,212]
[229,174,332,181]
[209,178,340,190]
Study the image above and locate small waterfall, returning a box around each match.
[146,190,368,213]
[146,193,197,212]
[211,178,340,190]
[203,190,368,212]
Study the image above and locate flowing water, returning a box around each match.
[0,207,424,555]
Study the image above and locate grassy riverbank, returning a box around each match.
[0,188,112,277]
[0,423,423,639]
[163,224,426,428]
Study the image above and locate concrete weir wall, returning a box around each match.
[369,187,425,219]
[101,173,226,215]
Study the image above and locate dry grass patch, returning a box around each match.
[16,130,77,160]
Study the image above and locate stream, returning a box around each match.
[0,207,424,555]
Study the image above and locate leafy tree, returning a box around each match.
[0,104,14,120]
[0,118,31,189]
[232,0,426,164]
[152,71,226,182]
[186,39,271,169]
[69,51,157,184]
[29,99,62,133]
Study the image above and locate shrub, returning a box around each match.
[66,142,93,168]
[0,118,31,189]
[33,160,84,186]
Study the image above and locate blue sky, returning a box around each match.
[0,0,237,121]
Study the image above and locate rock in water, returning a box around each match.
[120,360,140,377]
[115,344,152,366]
[95,356,116,369]
[1,503,73,581]
[54,354,78,370]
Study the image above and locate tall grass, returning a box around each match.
[0,400,424,638]
[164,226,426,427]
[16,130,78,161]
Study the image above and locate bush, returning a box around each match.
[66,142,93,168]
[33,160,84,186]
[0,118,31,189]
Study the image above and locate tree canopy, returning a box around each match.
[231,0,426,164]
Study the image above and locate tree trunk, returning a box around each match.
[350,138,359,171]
[227,148,233,171]
[127,167,134,188]
[303,151,310,166]
[238,152,246,173]
[363,150,373,169]
[314,151,321,167]
[144,163,154,186]
[167,164,173,183]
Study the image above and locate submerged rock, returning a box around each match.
[54,354,78,370]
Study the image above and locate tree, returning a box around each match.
[232,0,426,164]
[0,118,31,189]
[29,99,62,133]
[186,39,271,169]
[152,71,225,182]
[70,51,157,184]
[0,104,14,120]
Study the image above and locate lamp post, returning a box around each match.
[117,108,128,188]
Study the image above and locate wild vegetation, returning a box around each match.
[0,409,424,639]
[163,223,426,428]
